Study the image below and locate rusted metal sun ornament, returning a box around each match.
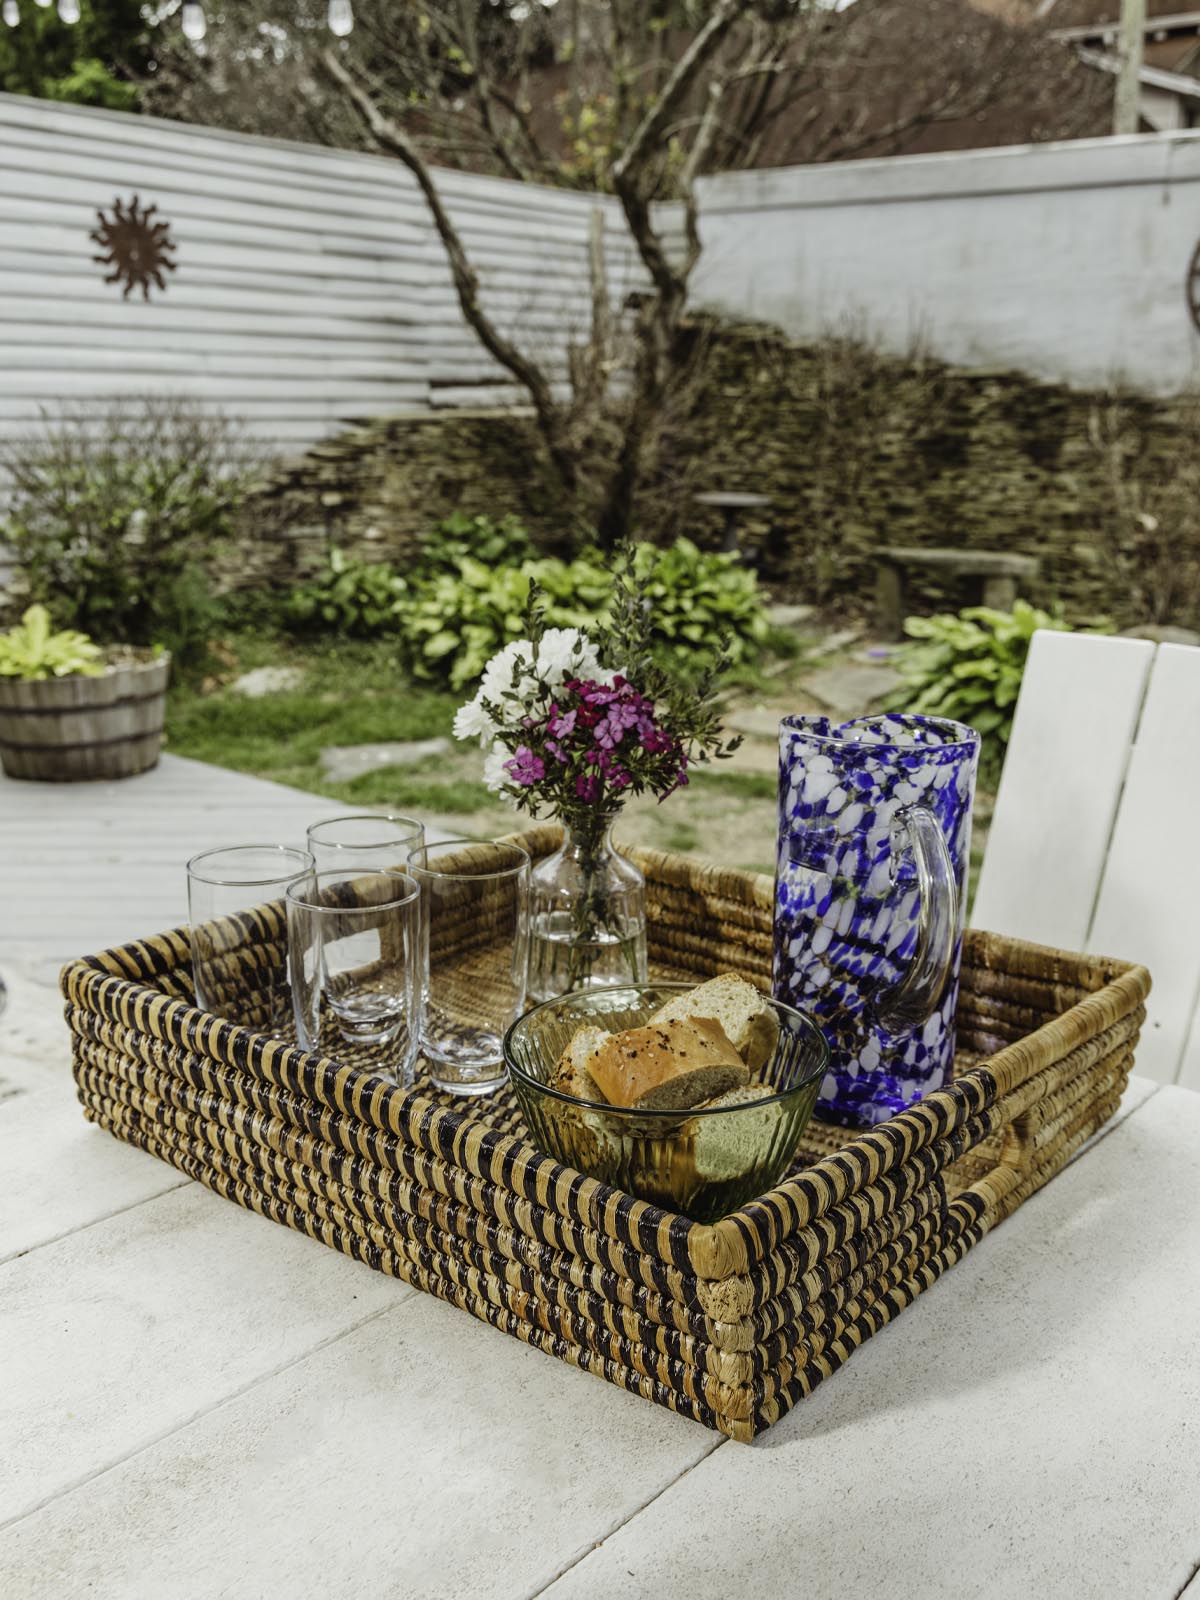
[1189,238,1200,336]
[90,195,178,301]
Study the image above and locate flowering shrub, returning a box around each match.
[1,397,257,665]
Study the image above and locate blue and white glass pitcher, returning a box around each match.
[773,713,979,1128]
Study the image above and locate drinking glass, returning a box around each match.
[407,838,531,1095]
[286,870,422,1085]
[306,813,424,875]
[187,844,315,1029]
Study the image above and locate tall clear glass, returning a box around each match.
[187,844,315,1029]
[407,837,531,1096]
[306,813,424,875]
[286,869,422,1085]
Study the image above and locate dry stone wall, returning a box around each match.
[229,325,1200,631]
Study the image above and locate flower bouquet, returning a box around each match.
[454,558,740,1002]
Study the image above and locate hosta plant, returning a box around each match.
[0,604,104,681]
[887,601,1071,783]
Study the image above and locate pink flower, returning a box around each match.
[504,746,546,787]
[575,773,601,803]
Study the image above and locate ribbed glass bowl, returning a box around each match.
[504,982,830,1222]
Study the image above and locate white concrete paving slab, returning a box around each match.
[0,1081,186,1264]
[0,1291,713,1600]
[1,1183,409,1523]
[0,963,72,1102]
[539,1087,1200,1600]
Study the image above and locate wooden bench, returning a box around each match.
[876,545,1040,637]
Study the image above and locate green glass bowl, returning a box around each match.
[504,982,830,1223]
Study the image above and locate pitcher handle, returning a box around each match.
[876,804,958,1030]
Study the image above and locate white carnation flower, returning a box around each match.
[480,640,534,706]
[533,627,600,689]
[482,741,517,805]
[452,697,496,747]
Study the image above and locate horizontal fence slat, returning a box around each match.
[0,92,644,455]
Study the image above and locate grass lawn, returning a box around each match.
[166,632,783,874]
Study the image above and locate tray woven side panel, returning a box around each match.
[62,829,1150,1439]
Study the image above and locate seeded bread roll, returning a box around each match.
[548,1024,610,1103]
[649,973,780,1072]
[587,1016,748,1111]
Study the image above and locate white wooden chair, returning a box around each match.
[971,631,1200,1090]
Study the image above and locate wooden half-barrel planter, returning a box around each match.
[0,651,170,782]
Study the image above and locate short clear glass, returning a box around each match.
[407,837,531,1096]
[306,813,424,875]
[187,844,316,1028]
[286,869,422,1085]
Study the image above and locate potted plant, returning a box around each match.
[0,605,170,782]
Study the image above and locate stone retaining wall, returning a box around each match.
[229,326,1200,629]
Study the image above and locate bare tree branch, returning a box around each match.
[319,48,577,494]
[610,0,749,304]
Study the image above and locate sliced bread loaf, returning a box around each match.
[587,1016,749,1111]
[649,973,780,1072]
[548,1024,610,1102]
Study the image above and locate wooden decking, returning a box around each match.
[0,754,350,968]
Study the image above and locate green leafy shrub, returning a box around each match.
[630,539,770,670]
[286,548,408,636]
[417,512,535,574]
[398,555,600,691]
[0,605,104,681]
[399,539,769,691]
[281,534,772,691]
[887,601,1071,783]
[0,397,261,668]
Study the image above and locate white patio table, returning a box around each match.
[2,757,1199,1600]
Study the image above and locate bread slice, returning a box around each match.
[692,1084,783,1182]
[548,1025,610,1103]
[588,1016,749,1111]
[649,973,780,1072]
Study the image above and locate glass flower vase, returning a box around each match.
[526,816,648,1004]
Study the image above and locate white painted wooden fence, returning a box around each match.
[0,93,639,452]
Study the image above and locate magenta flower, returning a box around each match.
[504,745,546,787]
[575,773,601,803]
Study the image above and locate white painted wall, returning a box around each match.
[0,94,639,453]
[690,131,1200,395]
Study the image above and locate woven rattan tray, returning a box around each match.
[61,826,1150,1440]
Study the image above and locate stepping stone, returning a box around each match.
[727,706,789,741]
[232,666,305,698]
[319,738,452,783]
[766,603,815,629]
[800,663,904,718]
